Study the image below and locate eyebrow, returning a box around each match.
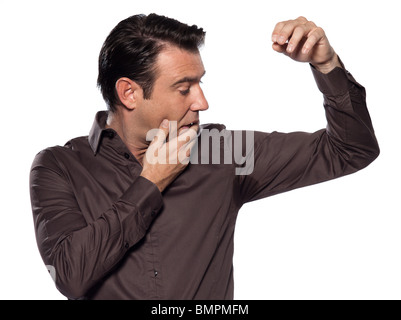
[171,70,206,87]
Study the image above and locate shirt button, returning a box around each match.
[124,242,129,249]
[151,210,157,218]
[124,153,130,159]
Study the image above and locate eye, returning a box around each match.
[179,87,190,96]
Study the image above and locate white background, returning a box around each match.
[0,0,399,300]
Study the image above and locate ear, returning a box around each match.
[115,77,142,110]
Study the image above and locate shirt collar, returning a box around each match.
[88,110,109,155]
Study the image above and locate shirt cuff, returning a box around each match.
[120,175,163,231]
[310,57,361,96]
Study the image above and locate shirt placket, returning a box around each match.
[122,148,164,299]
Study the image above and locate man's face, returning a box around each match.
[135,45,208,136]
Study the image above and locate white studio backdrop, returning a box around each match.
[0,0,399,299]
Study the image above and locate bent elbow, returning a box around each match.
[372,140,380,160]
[59,284,88,300]
[54,274,91,300]
[50,256,93,300]
[363,138,380,166]
[350,138,380,171]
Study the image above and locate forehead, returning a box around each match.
[155,46,205,83]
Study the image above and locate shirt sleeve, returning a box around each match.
[238,60,380,204]
[29,149,163,299]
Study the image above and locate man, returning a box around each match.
[30,13,379,299]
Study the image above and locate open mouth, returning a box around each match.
[180,121,199,130]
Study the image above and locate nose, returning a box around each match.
[190,85,209,112]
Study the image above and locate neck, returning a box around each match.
[106,110,149,165]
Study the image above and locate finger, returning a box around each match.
[272,16,308,45]
[275,20,300,45]
[177,129,198,162]
[185,137,197,158]
[160,118,170,133]
[302,27,325,54]
[271,20,286,43]
[177,126,198,147]
[286,24,306,53]
[150,119,169,148]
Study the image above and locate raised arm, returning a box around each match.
[239,17,379,203]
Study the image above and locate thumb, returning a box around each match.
[159,119,170,140]
[160,118,169,132]
[272,42,288,54]
[150,119,169,148]
[144,119,169,163]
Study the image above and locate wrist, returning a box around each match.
[312,53,341,74]
[140,170,165,193]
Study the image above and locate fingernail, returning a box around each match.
[302,46,309,54]
[278,35,286,44]
[287,43,293,53]
[161,119,169,128]
[272,34,278,42]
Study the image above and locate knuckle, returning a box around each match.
[294,24,306,33]
[274,21,285,30]
[306,20,317,28]
[307,33,318,43]
[297,16,308,22]
[310,26,324,38]
[316,26,324,34]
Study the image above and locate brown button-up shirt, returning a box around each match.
[30,64,379,300]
